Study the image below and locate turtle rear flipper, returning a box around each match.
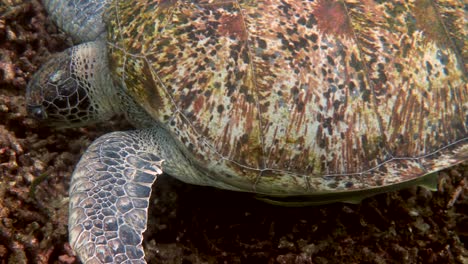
[69,130,163,263]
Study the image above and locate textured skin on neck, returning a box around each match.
[70,41,121,123]
[72,41,154,128]
[42,0,110,43]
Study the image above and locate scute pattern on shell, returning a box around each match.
[106,0,467,195]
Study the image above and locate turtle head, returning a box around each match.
[26,42,116,128]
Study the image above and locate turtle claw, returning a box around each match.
[69,131,163,263]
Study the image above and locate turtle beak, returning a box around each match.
[26,73,48,121]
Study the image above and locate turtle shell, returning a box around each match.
[105,0,467,195]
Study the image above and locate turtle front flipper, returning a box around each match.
[68,130,163,263]
[43,0,111,43]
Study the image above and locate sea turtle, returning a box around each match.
[26,0,467,263]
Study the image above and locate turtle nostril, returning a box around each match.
[27,105,46,120]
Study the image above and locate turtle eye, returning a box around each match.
[27,105,47,120]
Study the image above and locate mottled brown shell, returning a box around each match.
[106,0,467,195]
